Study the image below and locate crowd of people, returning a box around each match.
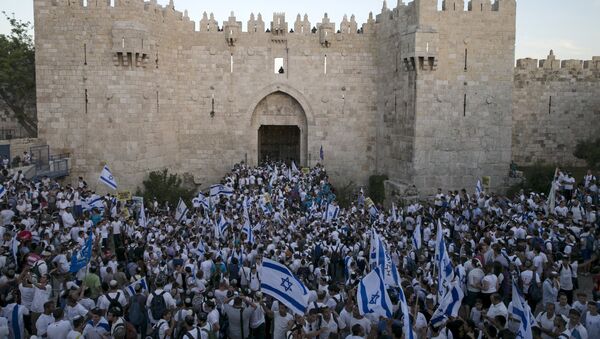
[0,161,598,339]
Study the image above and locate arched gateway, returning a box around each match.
[250,91,309,166]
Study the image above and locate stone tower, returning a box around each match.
[33,0,516,195]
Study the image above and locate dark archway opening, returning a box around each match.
[258,125,300,165]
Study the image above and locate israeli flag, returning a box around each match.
[259,197,273,216]
[0,184,6,200]
[192,192,210,210]
[369,231,386,271]
[125,277,148,297]
[69,232,93,273]
[384,252,401,288]
[243,205,254,244]
[436,220,454,299]
[398,285,415,339]
[369,204,379,220]
[324,203,340,223]
[269,168,278,187]
[197,239,206,257]
[291,161,299,173]
[476,179,483,196]
[412,219,422,250]
[391,203,398,223]
[430,281,464,328]
[260,258,309,315]
[511,280,535,339]
[84,195,104,212]
[99,165,118,190]
[175,198,188,223]
[357,267,393,318]
[138,201,147,228]
[217,214,230,238]
[10,237,19,269]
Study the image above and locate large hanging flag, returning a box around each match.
[125,277,148,297]
[430,281,464,328]
[357,267,393,318]
[138,201,147,228]
[260,258,309,315]
[69,232,93,273]
[99,165,118,190]
[175,198,188,223]
[511,280,534,339]
[398,285,415,339]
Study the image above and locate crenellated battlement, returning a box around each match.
[516,51,600,72]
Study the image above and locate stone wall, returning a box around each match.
[377,0,516,195]
[34,0,517,195]
[513,52,600,166]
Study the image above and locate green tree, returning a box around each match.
[574,137,600,168]
[0,12,37,136]
[138,169,195,208]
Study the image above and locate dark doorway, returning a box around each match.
[258,125,300,165]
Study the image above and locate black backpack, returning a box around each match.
[527,273,542,303]
[106,292,122,311]
[150,291,167,320]
[128,294,146,326]
[147,319,168,339]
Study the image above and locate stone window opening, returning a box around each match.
[84,89,88,114]
[155,52,159,69]
[324,54,327,74]
[464,49,468,71]
[156,91,159,114]
[230,54,234,73]
[463,94,467,116]
[121,37,125,49]
[274,58,284,74]
[481,3,484,11]
[84,43,87,65]
[83,0,88,7]
[548,96,552,114]
[110,0,115,7]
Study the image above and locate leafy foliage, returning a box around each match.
[334,180,356,209]
[574,138,600,168]
[0,12,37,136]
[139,169,195,208]
[368,174,388,204]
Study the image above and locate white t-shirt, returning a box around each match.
[46,319,72,339]
[481,274,498,293]
[535,311,556,339]
[31,285,52,313]
[585,313,600,338]
[273,312,293,339]
[36,313,56,337]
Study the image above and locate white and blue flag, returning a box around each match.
[210,184,234,201]
[192,192,210,210]
[138,201,147,228]
[10,237,19,269]
[175,198,188,223]
[217,214,231,238]
[0,184,6,200]
[197,239,206,257]
[357,267,393,318]
[243,205,254,244]
[511,280,534,339]
[125,277,148,297]
[291,161,299,173]
[99,165,117,190]
[436,220,454,299]
[412,219,422,250]
[476,179,483,196]
[398,285,415,339]
[84,195,104,211]
[369,205,379,220]
[369,230,386,271]
[430,281,464,328]
[384,252,401,288]
[260,258,309,315]
[69,232,93,273]
[323,203,340,223]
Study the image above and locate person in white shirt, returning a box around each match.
[567,309,588,339]
[46,309,72,339]
[585,301,600,338]
[146,285,177,325]
[536,302,557,339]
[97,280,128,312]
[485,294,508,325]
[2,302,29,339]
[35,301,55,338]
[66,315,86,339]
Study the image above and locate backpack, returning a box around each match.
[128,294,146,326]
[150,291,167,320]
[528,273,542,303]
[200,327,217,339]
[125,321,138,339]
[148,320,168,339]
[106,292,122,311]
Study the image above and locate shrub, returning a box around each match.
[139,169,195,207]
[334,180,356,209]
[574,138,600,168]
[368,174,388,204]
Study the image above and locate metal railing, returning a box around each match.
[49,153,70,161]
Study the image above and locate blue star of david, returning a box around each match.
[280,277,293,292]
[369,292,380,305]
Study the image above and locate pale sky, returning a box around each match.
[1,0,599,60]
